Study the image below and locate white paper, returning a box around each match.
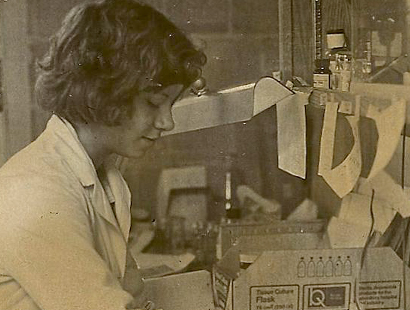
[338,193,396,234]
[319,98,362,198]
[253,77,293,116]
[358,170,410,218]
[327,217,370,248]
[318,102,339,176]
[276,93,308,178]
[366,98,406,179]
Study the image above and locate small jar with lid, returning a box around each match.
[313,59,332,89]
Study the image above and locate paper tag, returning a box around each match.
[338,101,353,114]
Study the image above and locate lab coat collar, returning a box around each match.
[46,114,98,187]
[44,115,131,240]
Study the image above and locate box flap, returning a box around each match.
[143,270,214,310]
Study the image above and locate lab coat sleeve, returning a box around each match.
[0,176,134,310]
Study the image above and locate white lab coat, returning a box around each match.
[0,115,137,309]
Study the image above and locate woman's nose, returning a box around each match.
[154,106,175,131]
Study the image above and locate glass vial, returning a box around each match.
[224,155,241,222]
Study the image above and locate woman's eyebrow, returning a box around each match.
[152,93,169,100]
[143,84,165,94]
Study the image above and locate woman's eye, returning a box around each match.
[148,100,161,108]
[148,94,167,107]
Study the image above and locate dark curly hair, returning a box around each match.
[35,0,206,126]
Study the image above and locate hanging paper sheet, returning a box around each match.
[327,217,369,248]
[366,97,406,180]
[319,97,362,198]
[253,77,294,115]
[357,170,410,218]
[318,101,339,176]
[276,93,308,179]
[338,192,396,234]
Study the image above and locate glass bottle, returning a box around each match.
[297,257,306,278]
[339,55,352,92]
[343,256,352,276]
[335,256,343,276]
[307,257,316,277]
[316,256,324,277]
[325,256,334,277]
[313,59,332,89]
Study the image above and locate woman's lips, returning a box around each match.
[142,137,160,146]
[143,136,157,142]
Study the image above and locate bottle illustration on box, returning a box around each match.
[343,256,352,276]
[335,256,343,276]
[297,257,306,278]
[297,256,351,278]
[307,257,315,277]
[316,257,324,277]
[325,257,333,277]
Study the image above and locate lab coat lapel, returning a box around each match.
[104,162,131,242]
[90,181,122,235]
[90,181,128,277]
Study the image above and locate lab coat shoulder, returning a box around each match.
[0,138,91,233]
[0,129,134,309]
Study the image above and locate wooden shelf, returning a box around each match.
[308,82,410,122]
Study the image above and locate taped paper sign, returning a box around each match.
[358,171,410,218]
[253,77,294,116]
[338,193,396,234]
[327,217,369,248]
[366,97,406,180]
[318,102,339,176]
[319,97,362,198]
[277,93,308,179]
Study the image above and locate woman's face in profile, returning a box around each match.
[108,83,184,158]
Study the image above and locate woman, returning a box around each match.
[0,0,206,309]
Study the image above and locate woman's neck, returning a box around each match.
[71,122,111,169]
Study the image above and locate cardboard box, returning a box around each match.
[213,247,410,310]
[219,220,327,257]
[143,270,214,310]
